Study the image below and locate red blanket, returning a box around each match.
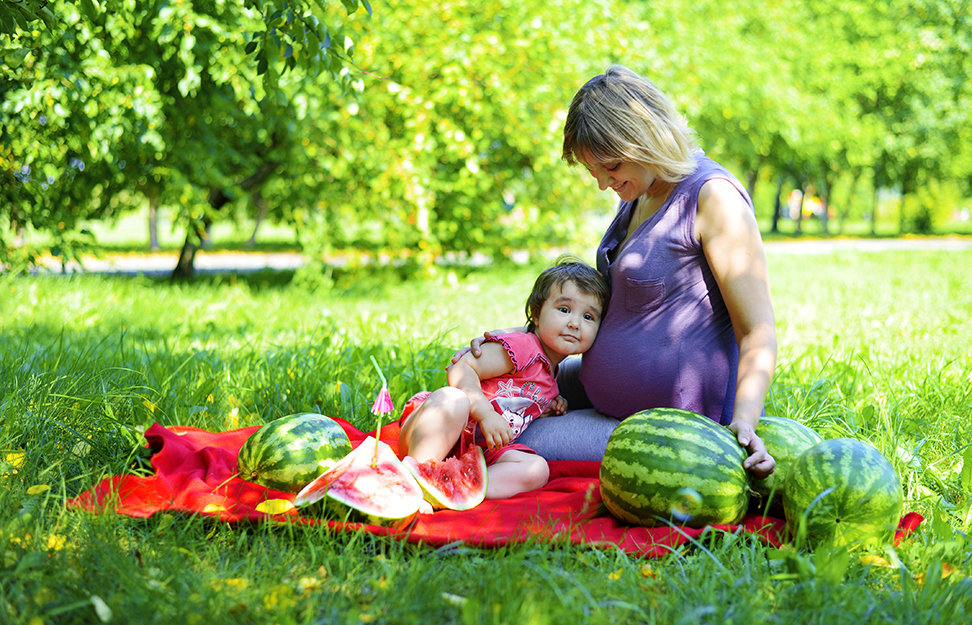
[68,421,923,558]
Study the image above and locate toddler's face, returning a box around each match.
[533,281,603,360]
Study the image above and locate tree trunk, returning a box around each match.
[898,182,908,234]
[871,185,879,236]
[246,191,268,248]
[796,183,805,235]
[836,171,854,235]
[148,194,160,251]
[819,173,831,235]
[745,169,758,203]
[771,176,784,233]
[171,161,280,280]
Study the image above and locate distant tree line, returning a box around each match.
[2,0,969,277]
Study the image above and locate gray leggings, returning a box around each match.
[516,408,620,461]
[514,355,621,461]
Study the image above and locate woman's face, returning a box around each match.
[579,151,657,202]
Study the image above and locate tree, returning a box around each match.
[5,0,969,273]
[264,0,643,268]
[631,0,970,234]
[1,0,371,275]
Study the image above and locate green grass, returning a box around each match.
[2,249,972,624]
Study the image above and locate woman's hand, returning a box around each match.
[728,421,776,479]
[450,333,490,363]
[450,328,523,364]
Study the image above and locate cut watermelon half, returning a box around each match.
[402,445,488,510]
[294,436,424,529]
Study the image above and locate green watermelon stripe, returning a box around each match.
[608,497,746,526]
[605,433,741,466]
[601,478,746,525]
[600,465,746,523]
[601,458,744,495]
[752,416,824,497]
[787,442,898,499]
[602,478,745,510]
[606,420,744,462]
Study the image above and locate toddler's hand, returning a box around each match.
[540,395,568,417]
[478,412,513,449]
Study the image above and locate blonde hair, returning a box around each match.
[562,65,699,182]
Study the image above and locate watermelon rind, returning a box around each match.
[783,437,903,549]
[752,415,824,499]
[402,446,488,511]
[237,413,352,493]
[295,436,424,529]
[599,408,750,528]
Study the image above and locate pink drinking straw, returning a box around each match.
[369,355,394,468]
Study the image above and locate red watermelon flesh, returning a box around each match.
[294,436,424,528]
[402,446,488,510]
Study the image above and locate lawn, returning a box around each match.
[2,246,971,624]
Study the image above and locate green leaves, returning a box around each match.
[961,445,972,496]
[3,45,29,68]
[0,0,58,31]
[77,0,102,23]
[3,0,969,270]
[2,0,372,270]
[767,545,851,584]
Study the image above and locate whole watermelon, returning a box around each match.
[752,415,824,499]
[237,413,352,493]
[783,437,903,548]
[599,408,749,528]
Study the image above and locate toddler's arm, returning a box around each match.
[447,346,516,449]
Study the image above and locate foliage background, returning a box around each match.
[2,0,971,275]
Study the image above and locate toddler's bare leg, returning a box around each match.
[484,450,550,499]
[398,387,469,461]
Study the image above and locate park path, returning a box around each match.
[31,236,972,276]
[762,236,972,254]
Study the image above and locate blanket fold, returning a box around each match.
[68,421,922,558]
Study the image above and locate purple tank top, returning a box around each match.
[580,154,752,424]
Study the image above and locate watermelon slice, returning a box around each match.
[294,436,424,529]
[401,446,488,510]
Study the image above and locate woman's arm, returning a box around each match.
[696,178,778,478]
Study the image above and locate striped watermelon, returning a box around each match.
[752,415,824,499]
[783,437,903,548]
[599,408,749,528]
[237,413,352,493]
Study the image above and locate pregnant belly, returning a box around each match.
[580,328,680,419]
